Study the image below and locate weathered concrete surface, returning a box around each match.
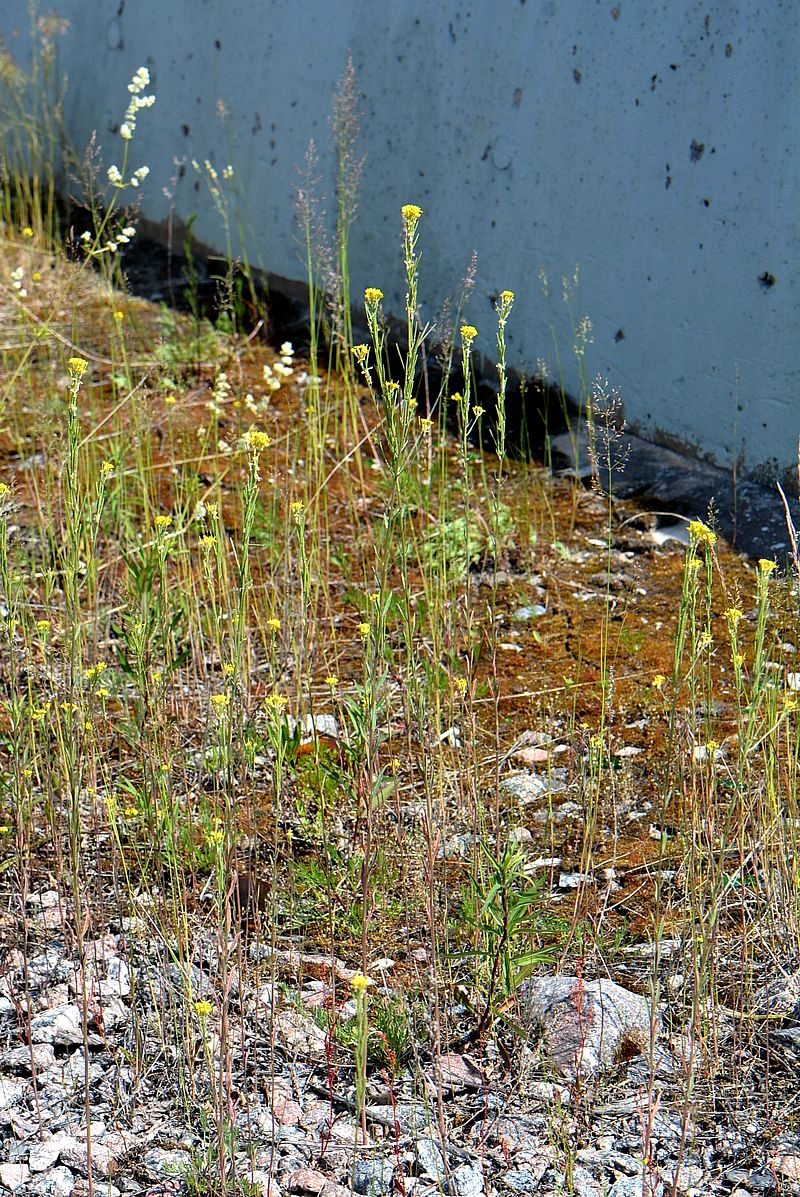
[1,2,797,482]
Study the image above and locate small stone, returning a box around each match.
[289,1168,330,1195]
[274,1010,327,1055]
[500,773,551,802]
[436,1052,484,1091]
[27,1167,76,1196]
[1,1044,56,1073]
[271,1095,303,1127]
[513,604,547,620]
[394,1102,433,1135]
[723,1168,772,1193]
[28,1135,75,1173]
[30,1004,101,1047]
[568,1165,602,1197]
[0,1076,26,1108]
[513,747,551,764]
[667,1163,704,1194]
[61,1139,117,1178]
[607,1178,663,1197]
[414,1138,446,1183]
[251,1173,282,1197]
[352,1159,395,1196]
[0,1163,30,1191]
[558,872,593,889]
[446,1164,484,1197]
[504,1169,541,1192]
[522,976,655,1078]
[141,1147,191,1177]
[771,1153,800,1182]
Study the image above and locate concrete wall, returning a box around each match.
[1,1,797,480]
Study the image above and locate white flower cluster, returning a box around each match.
[121,66,155,141]
[262,342,295,394]
[207,370,232,418]
[109,163,149,188]
[80,225,137,255]
[10,266,27,298]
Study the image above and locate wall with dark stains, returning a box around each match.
[1,2,796,479]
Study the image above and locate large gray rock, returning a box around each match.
[522,976,657,1078]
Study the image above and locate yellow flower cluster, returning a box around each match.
[401,203,423,223]
[364,287,384,306]
[687,520,716,546]
[68,356,89,377]
[246,428,271,453]
[460,325,478,345]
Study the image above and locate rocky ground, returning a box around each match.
[3,890,800,1197]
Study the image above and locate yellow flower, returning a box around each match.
[460,324,478,345]
[325,675,339,690]
[652,673,666,690]
[246,428,271,453]
[368,591,380,604]
[455,677,468,695]
[32,271,41,281]
[472,406,484,418]
[96,687,110,700]
[758,558,777,575]
[194,1000,213,1018]
[222,663,235,676]
[267,617,281,631]
[154,514,172,530]
[36,619,52,633]
[265,692,288,714]
[687,520,716,546]
[290,501,305,525]
[364,287,384,306]
[22,226,33,238]
[350,972,369,993]
[357,622,370,638]
[100,461,114,476]
[725,607,743,624]
[401,203,423,223]
[68,356,89,377]
[211,692,231,710]
[352,344,370,363]
[113,309,124,321]
[419,417,434,430]
[499,290,515,305]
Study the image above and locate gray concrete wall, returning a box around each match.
[1,1,797,480]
